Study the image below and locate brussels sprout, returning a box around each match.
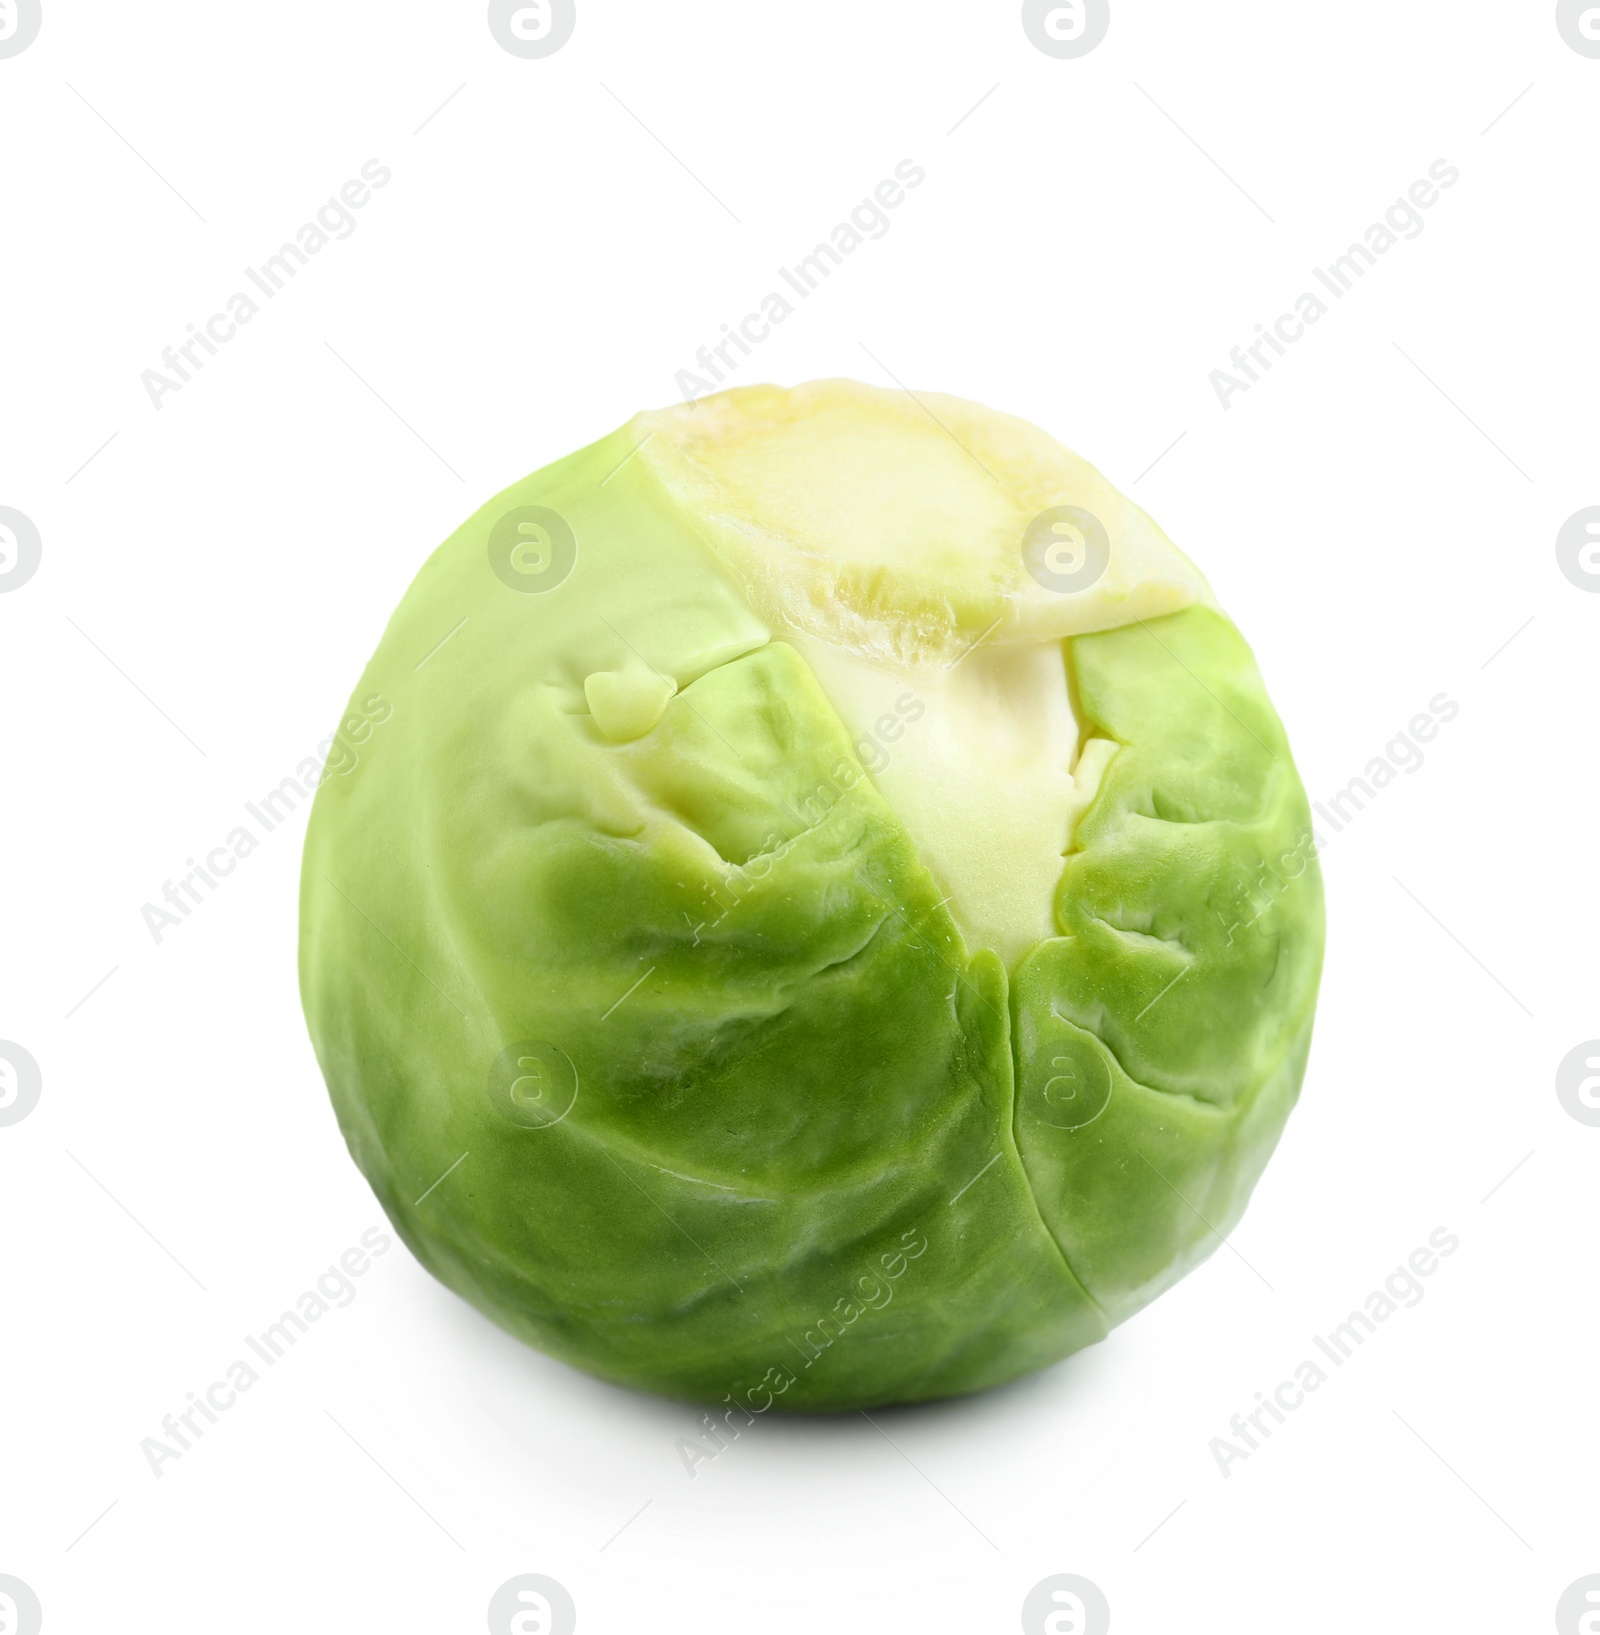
[299,380,1323,1411]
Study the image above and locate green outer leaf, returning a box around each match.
[1014,609,1325,1320]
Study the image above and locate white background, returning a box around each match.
[3,2,1597,1631]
